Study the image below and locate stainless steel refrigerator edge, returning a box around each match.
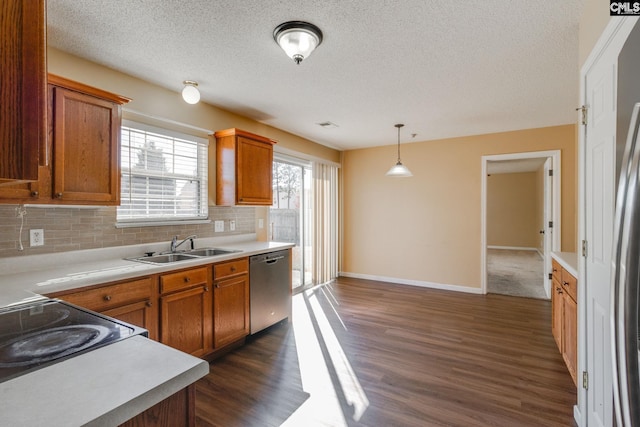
[612,19,640,427]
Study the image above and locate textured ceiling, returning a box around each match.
[46,0,585,151]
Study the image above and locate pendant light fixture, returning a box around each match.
[273,21,323,65]
[181,80,200,104]
[386,124,413,177]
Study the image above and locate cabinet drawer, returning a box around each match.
[161,267,209,294]
[60,277,154,312]
[213,258,248,280]
[551,259,561,282]
[561,269,577,301]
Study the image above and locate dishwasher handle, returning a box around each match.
[263,255,285,264]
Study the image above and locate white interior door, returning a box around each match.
[543,158,553,297]
[584,41,617,427]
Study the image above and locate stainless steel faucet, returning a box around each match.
[170,234,197,252]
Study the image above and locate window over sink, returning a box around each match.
[117,121,208,226]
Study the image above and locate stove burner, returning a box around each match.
[0,325,110,367]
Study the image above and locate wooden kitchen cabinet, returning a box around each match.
[212,258,250,348]
[47,277,159,341]
[160,267,213,357]
[0,75,130,205]
[0,0,46,185]
[551,258,577,386]
[213,128,276,206]
[119,384,196,427]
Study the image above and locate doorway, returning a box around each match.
[481,150,561,297]
[270,157,313,290]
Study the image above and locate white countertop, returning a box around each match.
[551,251,578,278]
[0,336,209,427]
[0,235,293,426]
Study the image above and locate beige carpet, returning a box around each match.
[487,249,547,299]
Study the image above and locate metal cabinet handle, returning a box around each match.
[230,266,236,272]
[204,286,209,292]
[55,192,63,198]
[31,191,39,197]
[184,277,191,283]
[146,301,152,307]
[103,295,112,301]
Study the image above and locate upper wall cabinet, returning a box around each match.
[214,128,276,206]
[0,0,47,185]
[0,75,131,205]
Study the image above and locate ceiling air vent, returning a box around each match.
[317,121,339,128]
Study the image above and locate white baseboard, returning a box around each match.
[338,272,484,294]
[487,245,538,251]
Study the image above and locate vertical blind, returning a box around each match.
[118,124,208,222]
[312,162,339,285]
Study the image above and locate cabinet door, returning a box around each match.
[51,86,121,204]
[213,274,250,348]
[551,277,563,352]
[102,300,159,341]
[562,293,577,386]
[236,137,273,205]
[0,0,46,185]
[160,285,212,357]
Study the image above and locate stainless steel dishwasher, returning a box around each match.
[249,249,291,334]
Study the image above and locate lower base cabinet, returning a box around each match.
[118,384,196,427]
[551,258,577,386]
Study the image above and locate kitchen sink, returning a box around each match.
[126,248,242,265]
[186,248,241,257]
[127,253,200,265]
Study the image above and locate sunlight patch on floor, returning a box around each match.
[282,290,369,426]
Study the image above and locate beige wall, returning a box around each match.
[487,172,539,248]
[342,124,576,289]
[579,0,611,66]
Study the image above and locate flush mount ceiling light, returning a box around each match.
[273,21,323,65]
[181,80,200,104]
[386,124,413,178]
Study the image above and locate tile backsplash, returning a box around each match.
[0,205,255,258]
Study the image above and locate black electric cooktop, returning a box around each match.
[0,299,147,383]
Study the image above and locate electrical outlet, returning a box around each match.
[214,220,224,232]
[229,220,236,231]
[30,229,44,247]
[258,219,264,229]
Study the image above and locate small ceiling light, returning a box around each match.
[386,124,413,178]
[181,80,200,104]
[273,21,323,65]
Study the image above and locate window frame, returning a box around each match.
[116,121,209,228]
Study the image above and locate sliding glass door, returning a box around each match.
[271,158,312,289]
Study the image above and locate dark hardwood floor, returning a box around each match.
[196,277,577,427]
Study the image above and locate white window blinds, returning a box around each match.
[118,124,208,223]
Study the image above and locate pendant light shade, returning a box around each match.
[181,80,200,104]
[386,124,413,177]
[273,21,323,65]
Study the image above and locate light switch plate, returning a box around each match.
[229,220,236,231]
[30,229,44,247]
[258,219,264,229]
[214,220,224,232]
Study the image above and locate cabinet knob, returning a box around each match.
[563,281,569,286]
[204,286,209,292]
[103,295,112,301]
[146,301,152,307]
[215,284,220,288]
[231,266,236,272]
[55,192,63,199]
[556,287,563,293]
[184,277,191,283]
[31,191,39,197]
[552,268,557,272]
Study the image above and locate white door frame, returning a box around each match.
[480,150,562,295]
